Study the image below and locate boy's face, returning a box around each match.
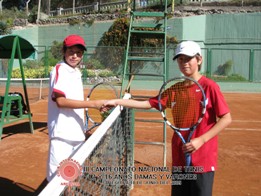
[176,54,202,77]
[64,46,84,68]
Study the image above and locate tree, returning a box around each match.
[26,0,31,15]
[37,0,41,23]
[40,0,51,15]
[0,21,11,35]
[47,0,50,15]
[73,0,75,14]
[0,0,3,14]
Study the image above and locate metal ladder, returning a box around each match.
[121,1,169,166]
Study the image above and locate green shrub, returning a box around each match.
[83,19,95,27]
[12,67,48,78]
[23,60,43,69]
[68,18,81,26]
[49,41,63,60]
[86,59,105,69]
[210,73,247,82]
[85,69,96,77]
[81,69,115,78]
[98,69,114,77]
[0,21,11,35]
[223,60,233,76]
[227,74,247,81]
[214,60,233,76]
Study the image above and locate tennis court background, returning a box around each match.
[0,81,260,195]
[1,12,261,83]
[0,8,260,195]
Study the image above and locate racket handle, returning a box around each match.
[185,153,191,166]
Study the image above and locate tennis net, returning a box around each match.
[39,93,134,196]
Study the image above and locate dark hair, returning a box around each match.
[195,54,202,71]
[62,44,86,53]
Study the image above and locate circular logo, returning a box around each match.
[57,159,82,182]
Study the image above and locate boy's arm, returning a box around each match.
[201,112,232,143]
[183,112,232,153]
[104,99,152,109]
[55,93,105,110]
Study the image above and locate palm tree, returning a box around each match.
[37,0,41,23]
[47,0,50,15]
[73,0,75,14]
[25,0,31,15]
[0,0,3,14]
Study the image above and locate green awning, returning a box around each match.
[0,35,35,59]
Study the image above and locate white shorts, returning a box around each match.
[47,138,83,182]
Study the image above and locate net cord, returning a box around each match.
[0,78,49,100]
[0,78,50,81]
[38,93,131,196]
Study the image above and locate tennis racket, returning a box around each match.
[158,76,206,166]
[85,82,119,133]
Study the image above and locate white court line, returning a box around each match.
[232,120,261,123]
[135,126,261,132]
[225,128,261,132]
[33,113,47,116]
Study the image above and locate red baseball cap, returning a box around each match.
[63,34,86,50]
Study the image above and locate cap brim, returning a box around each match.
[173,53,199,60]
[65,43,86,51]
[173,54,179,60]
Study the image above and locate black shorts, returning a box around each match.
[171,171,214,196]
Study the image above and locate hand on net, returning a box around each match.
[100,104,113,112]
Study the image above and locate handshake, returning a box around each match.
[97,99,121,121]
[99,99,119,112]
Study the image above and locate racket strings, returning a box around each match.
[164,82,204,129]
[85,83,118,131]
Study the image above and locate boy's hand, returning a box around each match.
[182,137,205,154]
[99,105,113,112]
[103,100,118,108]
[99,100,118,121]
[96,100,112,112]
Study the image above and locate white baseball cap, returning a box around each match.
[173,41,201,60]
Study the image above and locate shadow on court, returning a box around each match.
[0,177,35,196]
[33,179,48,196]
[1,122,47,140]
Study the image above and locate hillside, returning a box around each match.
[174,4,261,17]
[11,2,261,27]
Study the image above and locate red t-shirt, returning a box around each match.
[149,76,230,172]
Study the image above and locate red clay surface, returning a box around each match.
[0,90,260,196]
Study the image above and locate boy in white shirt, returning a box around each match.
[47,34,106,181]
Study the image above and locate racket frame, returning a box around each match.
[85,82,119,133]
[158,76,206,166]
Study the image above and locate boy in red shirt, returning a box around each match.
[105,41,232,195]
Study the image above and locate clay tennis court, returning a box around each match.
[0,86,260,196]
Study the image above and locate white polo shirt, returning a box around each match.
[48,62,85,142]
